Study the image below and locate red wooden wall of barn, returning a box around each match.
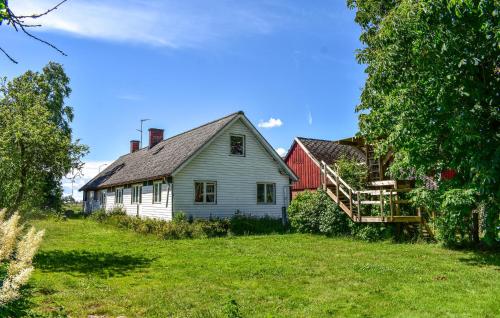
[285,142,321,193]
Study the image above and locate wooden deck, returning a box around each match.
[320,161,431,231]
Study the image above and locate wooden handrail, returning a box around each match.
[357,189,412,195]
[322,161,355,193]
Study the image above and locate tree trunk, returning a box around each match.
[7,144,27,216]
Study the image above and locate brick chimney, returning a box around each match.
[130,140,140,153]
[149,128,164,148]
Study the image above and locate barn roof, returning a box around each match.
[293,137,366,165]
[80,111,297,191]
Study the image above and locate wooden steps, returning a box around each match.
[320,161,433,237]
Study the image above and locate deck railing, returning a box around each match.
[320,161,420,223]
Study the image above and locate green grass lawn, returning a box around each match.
[28,218,499,317]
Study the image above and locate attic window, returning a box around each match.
[230,135,245,156]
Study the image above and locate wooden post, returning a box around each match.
[380,189,384,218]
[417,207,423,239]
[389,189,394,220]
[336,173,339,199]
[357,191,361,222]
[323,164,327,190]
[378,156,383,180]
[349,188,353,214]
[321,163,326,191]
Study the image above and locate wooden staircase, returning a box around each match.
[320,161,434,238]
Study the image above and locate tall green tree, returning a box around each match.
[348,0,499,246]
[0,62,88,213]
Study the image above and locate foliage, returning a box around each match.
[335,156,368,190]
[0,1,7,25]
[288,190,351,236]
[27,217,500,317]
[436,188,477,245]
[89,209,283,239]
[348,0,500,246]
[0,63,88,214]
[0,209,44,308]
[172,211,187,223]
[229,212,284,235]
[349,223,389,242]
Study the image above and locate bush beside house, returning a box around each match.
[288,190,389,241]
[89,208,284,240]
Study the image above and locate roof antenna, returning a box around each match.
[137,118,150,148]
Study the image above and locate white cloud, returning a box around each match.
[275,147,287,157]
[258,117,283,129]
[308,111,313,125]
[11,0,290,49]
[62,160,112,201]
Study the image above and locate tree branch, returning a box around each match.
[0,46,18,64]
[15,0,68,19]
[1,2,69,63]
[8,11,67,57]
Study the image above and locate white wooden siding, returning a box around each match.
[105,190,115,210]
[173,119,290,219]
[139,184,173,220]
[96,184,173,220]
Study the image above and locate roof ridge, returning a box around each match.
[297,136,334,143]
[146,111,242,150]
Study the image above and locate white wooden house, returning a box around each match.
[80,111,298,220]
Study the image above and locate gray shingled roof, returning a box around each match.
[80,112,240,191]
[296,137,366,165]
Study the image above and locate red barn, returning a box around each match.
[284,137,365,198]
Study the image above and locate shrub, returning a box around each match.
[0,209,44,307]
[288,191,321,233]
[318,203,350,236]
[349,223,389,242]
[108,206,126,216]
[436,188,476,246]
[335,156,368,190]
[173,211,187,223]
[229,213,283,235]
[288,190,350,235]
[88,208,107,222]
[88,210,284,240]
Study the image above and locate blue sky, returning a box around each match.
[1,0,365,199]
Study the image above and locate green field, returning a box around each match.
[28,218,499,317]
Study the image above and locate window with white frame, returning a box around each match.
[153,181,162,204]
[131,184,142,204]
[257,183,275,204]
[100,191,106,205]
[115,187,123,204]
[194,181,216,204]
[230,135,245,156]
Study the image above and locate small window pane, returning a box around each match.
[206,183,215,194]
[206,194,215,203]
[257,184,265,203]
[230,135,245,156]
[195,182,204,202]
[153,183,162,203]
[116,188,123,204]
[266,184,275,203]
[132,185,142,203]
